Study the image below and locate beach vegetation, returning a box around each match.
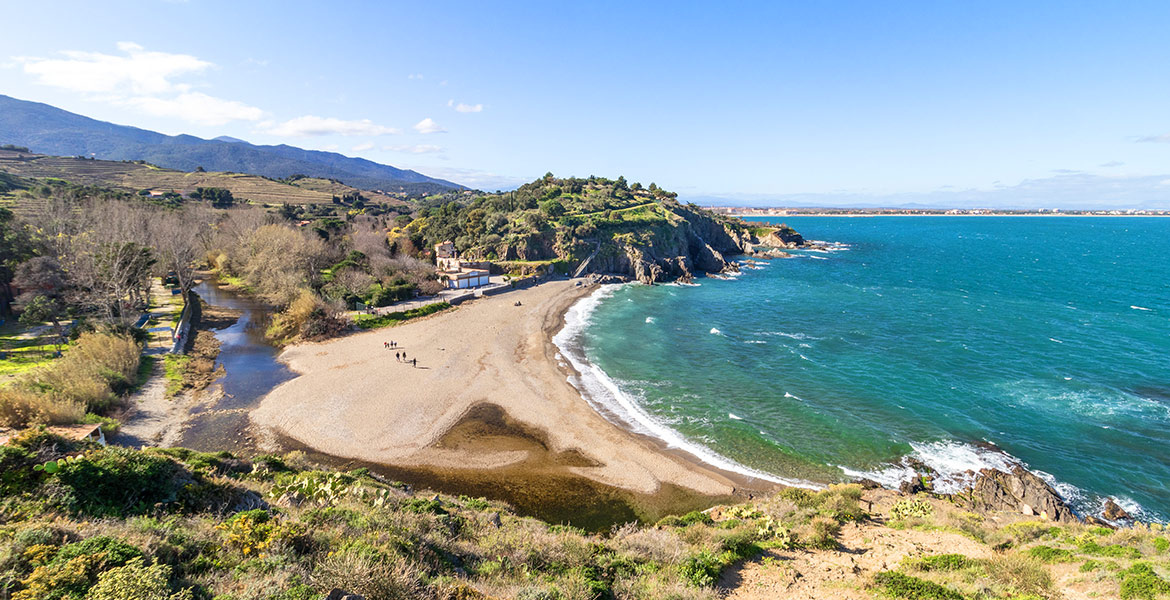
[352,301,451,329]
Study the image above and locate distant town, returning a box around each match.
[708,206,1170,217]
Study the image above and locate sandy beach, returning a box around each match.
[251,280,768,517]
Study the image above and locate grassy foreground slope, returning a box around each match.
[1,431,1166,600]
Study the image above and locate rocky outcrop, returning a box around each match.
[768,226,805,248]
[579,202,754,284]
[1103,498,1132,522]
[963,466,1079,523]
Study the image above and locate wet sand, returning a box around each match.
[251,280,777,523]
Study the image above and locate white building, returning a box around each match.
[435,241,491,289]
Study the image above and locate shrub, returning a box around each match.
[1076,535,1142,559]
[1,332,140,428]
[890,497,934,521]
[678,511,714,526]
[216,510,279,556]
[872,571,965,600]
[803,516,841,550]
[908,553,973,572]
[87,557,193,600]
[313,548,422,600]
[679,550,721,587]
[52,536,142,567]
[983,553,1055,598]
[1120,562,1170,600]
[1025,545,1075,562]
[13,537,143,600]
[51,447,183,516]
[28,332,141,412]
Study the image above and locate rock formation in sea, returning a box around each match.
[962,465,1079,523]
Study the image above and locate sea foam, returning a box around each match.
[553,285,819,489]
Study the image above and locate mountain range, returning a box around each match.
[0,94,463,194]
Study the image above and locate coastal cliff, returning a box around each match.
[411,175,799,284]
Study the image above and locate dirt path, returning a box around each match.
[112,359,195,448]
[720,518,991,600]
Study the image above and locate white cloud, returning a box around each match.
[408,73,424,80]
[413,118,445,134]
[447,99,483,113]
[259,115,401,137]
[14,42,266,126]
[383,144,443,154]
[19,42,211,95]
[352,142,375,152]
[414,166,528,190]
[123,92,265,126]
[1137,133,1170,143]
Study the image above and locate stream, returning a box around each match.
[178,280,294,452]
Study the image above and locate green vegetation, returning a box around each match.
[1026,544,1076,562]
[906,553,974,572]
[352,302,452,329]
[873,571,966,600]
[1120,562,1170,600]
[162,354,190,397]
[891,497,935,521]
[0,432,1167,599]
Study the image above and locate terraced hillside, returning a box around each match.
[0,151,408,206]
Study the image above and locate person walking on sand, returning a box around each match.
[402,351,406,362]
[412,358,417,368]
[395,351,400,362]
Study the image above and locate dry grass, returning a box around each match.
[0,332,140,428]
[0,386,84,428]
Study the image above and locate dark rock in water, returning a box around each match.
[1084,515,1116,529]
[1103,498,1132,522]
[899,478,928,495]
[854,478,883,490]
[965,466,1078,523]
[904,457,939,478]
[586,273,629,285]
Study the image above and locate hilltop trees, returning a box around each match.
[188,187,234,208]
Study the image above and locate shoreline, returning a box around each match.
[249,279,780,526]
[727,213,1170,218]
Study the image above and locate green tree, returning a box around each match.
[0,207,37,317]
[540,199,566,218]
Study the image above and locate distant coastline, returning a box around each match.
[711,207,1170,217]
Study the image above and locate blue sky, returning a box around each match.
[2,1,1169,207]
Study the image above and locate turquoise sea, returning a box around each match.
[555,217,1170,522]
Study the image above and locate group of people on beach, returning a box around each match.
[384,340,417,367]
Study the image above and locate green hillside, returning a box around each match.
[0,94,463,194]
[408,174,756,282]
[0,151,408,208]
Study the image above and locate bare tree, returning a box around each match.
[151,207,206,296]
[61,201,156,325]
